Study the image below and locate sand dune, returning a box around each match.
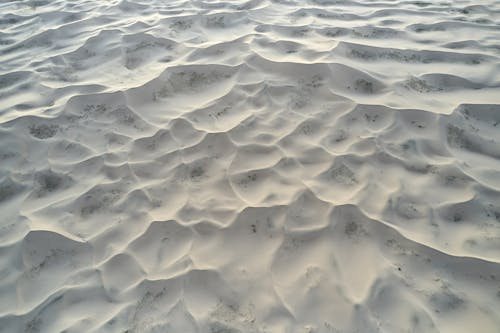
[1,0,500,332]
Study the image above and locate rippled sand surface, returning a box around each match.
[1,0,500,332]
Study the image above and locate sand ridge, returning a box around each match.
[1,0,500,332]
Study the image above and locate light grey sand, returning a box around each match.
[1,0,500,332]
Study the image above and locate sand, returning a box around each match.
[1,0,500,332]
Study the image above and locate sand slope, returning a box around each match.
[1,0,500,332]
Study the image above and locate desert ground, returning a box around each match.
[1,0,500,332]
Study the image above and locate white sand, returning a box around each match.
[1,0,500,332]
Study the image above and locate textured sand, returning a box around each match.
[1,0,500,332]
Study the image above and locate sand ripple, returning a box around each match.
[1,0,500,332]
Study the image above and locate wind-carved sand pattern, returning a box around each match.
[1,0,500,332]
